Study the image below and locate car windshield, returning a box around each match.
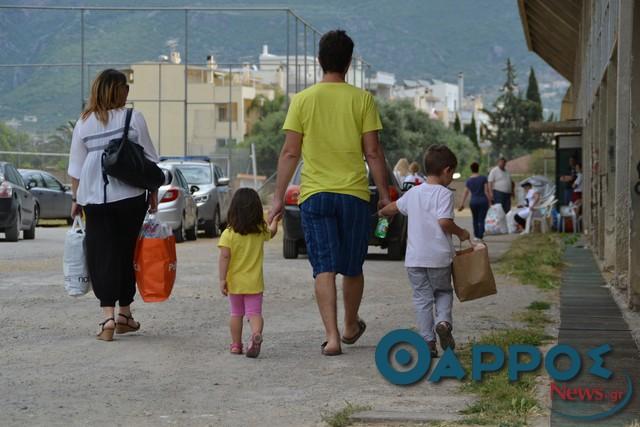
[175,165,212,185]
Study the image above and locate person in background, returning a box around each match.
[402,161,425,190]
[380,145,470,358]
[572,162,583,202]
[560,155,578,205]
[268,30,390,356]
[67,69,159,341]
[458,162,491,239]
[513,182,541,231]
[218,188,280,358]
[488,157,514,213]
[393,158,410,185]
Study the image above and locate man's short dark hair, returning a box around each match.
[470,162,480,173]
[423,145,458,176]
[318,30,354,74]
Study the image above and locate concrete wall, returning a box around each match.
[569,0,640,309]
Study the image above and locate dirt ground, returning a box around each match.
[0,216,552,427]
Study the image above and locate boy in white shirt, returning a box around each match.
[380,145,470,357]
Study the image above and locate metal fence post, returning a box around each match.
[184,9,189,156]
[295,16,298,93]
[286,10,290,105]
[304,23,307,89]
[228,63,233,177]
[313,31,317,84]
[80,8,85,110]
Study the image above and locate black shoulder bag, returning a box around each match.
[101,108,165,203]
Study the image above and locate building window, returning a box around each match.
[218,105,228,122]
[216,138,227,148]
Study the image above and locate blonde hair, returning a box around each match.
[393,158,410,177]
[81,69,129,125]
[409,161,420,174]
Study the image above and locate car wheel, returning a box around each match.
[5,210,20,242]
[23,207,36,240]
[174,215,186,243]
[387,235,407,260]
[283,238,299,259]
[186,217,198,241]
[203,208,221,238]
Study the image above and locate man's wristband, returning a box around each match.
[72,197,77,202]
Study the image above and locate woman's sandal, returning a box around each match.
[116,313,140,334]
[96,317,116,341]
[230,343,243,355]
[246,333,263,358]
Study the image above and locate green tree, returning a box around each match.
[463,114,479,149]
[484,59,550,160]
[453,114,462,133]
[526,67,543,121]
[242,111,286,176]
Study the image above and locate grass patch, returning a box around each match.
[458,328,550,426]
[515,310,552,329]
[526,301,550,311]
[321,401,371,427]
[497,234,564,289]
[562,234,580,246]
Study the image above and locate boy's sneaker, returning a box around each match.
[428,340,438,358]
[435,321,456,351]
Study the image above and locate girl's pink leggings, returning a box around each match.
[228,293,263,317]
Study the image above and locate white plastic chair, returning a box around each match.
[524,197,556,234]
[559,204,581,233]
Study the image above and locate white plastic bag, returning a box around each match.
[63,216,91,297]
[506,209,518,234]
[484,204,508,235]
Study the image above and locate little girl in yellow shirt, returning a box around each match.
[218,188,280,358]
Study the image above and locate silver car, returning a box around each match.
[159,157,231,237]
[19,169,73,224]
[157,165,198,243]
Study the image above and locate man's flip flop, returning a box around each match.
[341,319,367,345]
[321,342,342,356]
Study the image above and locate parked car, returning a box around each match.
[0,162,37,241]
[19,169,73,224]
[159,156,231,237]
[157,164,198,243]
[282,162,407,260]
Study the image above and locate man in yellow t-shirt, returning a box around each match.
[268,30,391,356]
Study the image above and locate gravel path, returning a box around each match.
[0,217,550,426]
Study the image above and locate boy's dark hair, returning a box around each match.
[227,188,267,235]
[470,162,480,173]
[318,30,354,74]
[423,145,458,176]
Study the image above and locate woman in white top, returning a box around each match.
[402,161,426,190]
[513,182,540,230]
[68,69,159,341]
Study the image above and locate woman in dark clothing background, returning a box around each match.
[458,162,491,239]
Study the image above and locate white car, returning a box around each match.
[156,165,198,243]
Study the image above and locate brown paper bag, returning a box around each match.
[452,242,497,302]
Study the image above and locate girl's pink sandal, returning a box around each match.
[245,333,263,358]
[230,343,243,355]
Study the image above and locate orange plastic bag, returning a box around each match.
[134,216,177,302]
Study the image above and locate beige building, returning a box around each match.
[121,62,276,157]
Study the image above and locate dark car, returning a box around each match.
[282,162,407,260]
[0,162,37,241]
[19,169,73,224]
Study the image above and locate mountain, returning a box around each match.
[0,0,567,132]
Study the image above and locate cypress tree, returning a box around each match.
[526,67,543,121]
[463,114,479,148]
[453,114,461,133]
